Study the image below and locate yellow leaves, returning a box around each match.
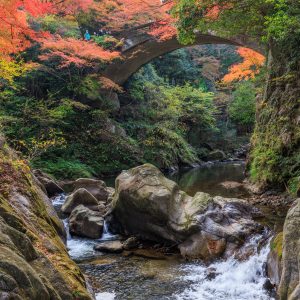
[16,130,66,161]
[0,58,27,86]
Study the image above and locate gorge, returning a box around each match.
[0,0,299,300]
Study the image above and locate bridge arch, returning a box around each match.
[102,33,263,85]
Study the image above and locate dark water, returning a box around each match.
[168,161,248,198]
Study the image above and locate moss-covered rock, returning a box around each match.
[0,137,92,299]
[279,199,300,300]
[267,232,283,286]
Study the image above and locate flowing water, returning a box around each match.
[53,162,278,300]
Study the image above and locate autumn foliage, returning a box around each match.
[0,0,265,86]
[222,48,265,83]
[93,0,177,41]
[0,0,94,60]
[39,37,119,68]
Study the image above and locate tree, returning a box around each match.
[39,37,119,69]
[228,81,256,131]
[92,0,177,40]
[222,47,265,83]
[173,0,300,190]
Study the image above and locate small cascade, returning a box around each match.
[175,234,274,300]
[52,193,66,209]
[101,220,117,241]
[54,193,118,260]
[63,218,71,240]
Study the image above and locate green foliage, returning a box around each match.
[143,126,198,168]
[91,35,121,49]
[288,176,300,196]
[38,15,81,38]
[229,81,256,127]
[124,66,216,169]
[33,158,93,179]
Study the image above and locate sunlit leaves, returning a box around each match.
[222,47,265,83]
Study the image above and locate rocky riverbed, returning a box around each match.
[46,161,292,300]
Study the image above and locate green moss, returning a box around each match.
[288,177,300,196]
[271,232,283,259]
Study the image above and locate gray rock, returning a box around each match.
[123,237,139,250]
[33,169,64,197]
[69,205,104,239]
[74,178,110,203]
[207,150,226,161]
[278,199,300,300]
[61,188,99,214]
[94,241,123,253]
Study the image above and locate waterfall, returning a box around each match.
[175,234,274,300]
[101,220,116,241]
[63,218,71,240]
[53,194,117,260]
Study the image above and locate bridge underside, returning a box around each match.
[102,33,262,85]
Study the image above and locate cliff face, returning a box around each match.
[279,198,300,300]
[0,136,91,300]
[250,45,300,191]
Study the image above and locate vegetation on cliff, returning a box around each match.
[173,0,300,191]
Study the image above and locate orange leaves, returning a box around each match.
[149,20,177,41]
[39,37,120,68]
[96,0,177,41]
[0,0,54,59]
[22,0,53,17]
[205,5,221,20]
[0,0,95,60]
[51,0,94,15]
[99,76,123,92]
[222,47,265,83]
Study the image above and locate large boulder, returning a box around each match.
[69,205,104,239]
[73,178,112,203]
[278,198,300,300]
[61,188,99,214]
[33,169,64,197]
[110,164,262,259]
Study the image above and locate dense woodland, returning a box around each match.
[0,0,267,181]
[0,1,300,300]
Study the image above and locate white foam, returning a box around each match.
[67,238,98,260]
[52,194,66,207]
[95,292,115,300]
[175,235,273,300]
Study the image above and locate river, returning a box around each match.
[53,162,278,300]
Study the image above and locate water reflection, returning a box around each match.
[168,162,248,198]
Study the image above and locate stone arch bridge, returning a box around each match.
[102,30,263,85]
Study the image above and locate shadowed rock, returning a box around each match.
[69,205,104,239]
[33,169,64,197]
